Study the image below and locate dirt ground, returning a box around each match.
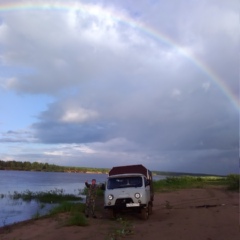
[0,186,239,240]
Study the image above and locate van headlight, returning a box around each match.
[108,194,114,200]
[134,193,141,199]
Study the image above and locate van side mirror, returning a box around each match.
[146,180,150,186]
[101,183,106,190]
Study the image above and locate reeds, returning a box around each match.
[9,188,82,203]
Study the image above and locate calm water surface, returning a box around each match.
[0,170,108,195]
[0,170,164,227]
[0,170,108,227]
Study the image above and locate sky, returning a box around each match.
[0,0,239,175]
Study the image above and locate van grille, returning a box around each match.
[115,198,133,206]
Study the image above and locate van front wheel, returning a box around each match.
[109,209,117,219]
[148,202,153,215]
[140,207,149,220]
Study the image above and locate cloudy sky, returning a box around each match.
[0,0,239,175]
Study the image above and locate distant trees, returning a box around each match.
[0,160,109,173]
[0,160,64,172]
[1,161,222,177]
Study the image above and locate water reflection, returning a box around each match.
[0,197,53,227]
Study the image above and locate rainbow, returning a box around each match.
[0,0,238,110]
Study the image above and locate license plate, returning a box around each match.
[126,203,140,207]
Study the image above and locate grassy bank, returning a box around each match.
[48,201,89,226]
[9,189,88,226]
[153,174,239,192]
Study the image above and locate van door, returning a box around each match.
[144,177,151,203]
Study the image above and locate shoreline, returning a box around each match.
[0,187,239,240]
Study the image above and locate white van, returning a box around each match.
[104,164,154,220]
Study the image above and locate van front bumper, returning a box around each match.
[104,198,147,209]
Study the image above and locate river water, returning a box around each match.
[0,170,165,227]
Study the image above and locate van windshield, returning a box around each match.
[107,176,143,189]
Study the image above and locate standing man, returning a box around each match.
[85,178,98,218]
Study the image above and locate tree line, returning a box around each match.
[0,160,223,177]
[0,160,109,174]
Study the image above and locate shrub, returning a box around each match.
[49,202,88,226]
[81,186,104,197]
[49,202,85,215]
[226,174,239,191]
[108,218,133,239]
[66,212,88,226]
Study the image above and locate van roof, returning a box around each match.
[109,164,151,179]
[108,173,145,178]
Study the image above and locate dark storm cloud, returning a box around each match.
[32,121,115,144]
[0,0,238,174]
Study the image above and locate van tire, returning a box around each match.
[140,207,149,220]
[109,209,117,219]
[148,202,153,215]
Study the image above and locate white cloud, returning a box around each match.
[171,88,182,100]
[0,22,8,44]
[44,150,69,156]
[43,143,96,157]
[1,77,18,89]
[60,107,98,123]
[202,82,211,92]
[73,145,96,154]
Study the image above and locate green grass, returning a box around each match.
[107,217,133,240]
[226,174,239,191]
[32,211,41,220]
[7,189,88,226]
[65,212,88,226]
[7,188,91,227]
[49,201,85,215]
[153,175,233,192]
[49,201,88,226]
[10,188,82,203]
